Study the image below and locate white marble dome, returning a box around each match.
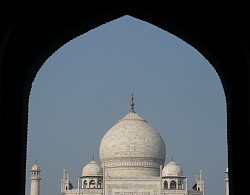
[99,107,166,177]
[99,111,166,161]
[162,161,183,177]
[82,160,103,177]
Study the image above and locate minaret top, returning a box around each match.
[199,170,202,181]
[31,162,41,172]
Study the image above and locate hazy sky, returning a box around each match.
[26,15,227,195]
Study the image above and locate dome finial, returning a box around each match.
[130,93,135,112]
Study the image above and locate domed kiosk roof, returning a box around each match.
[31,162,41,171]
[162,160,183,177]
[99,95,166,168]
[82,160,103,177]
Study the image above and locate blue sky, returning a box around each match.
[26,15,227,195]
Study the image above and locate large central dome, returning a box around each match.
[99,96,166,178]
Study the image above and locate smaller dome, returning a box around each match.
[162,161,183,177]
[82,160,102,177]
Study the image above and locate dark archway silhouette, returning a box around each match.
[0,2,249,195]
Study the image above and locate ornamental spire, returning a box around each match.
[130,93,135,113]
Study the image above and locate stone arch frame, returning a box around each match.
[1,2,249,195]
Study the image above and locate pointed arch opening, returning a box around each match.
[26,15,227,195]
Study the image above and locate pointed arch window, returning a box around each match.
[170,180,176,189]
[97,180,102,188]
[89,180,95,188]
[178,180,182,189]
[83,180,87,188]
[164,180,168,189]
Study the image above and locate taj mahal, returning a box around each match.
[29,95,229,195]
